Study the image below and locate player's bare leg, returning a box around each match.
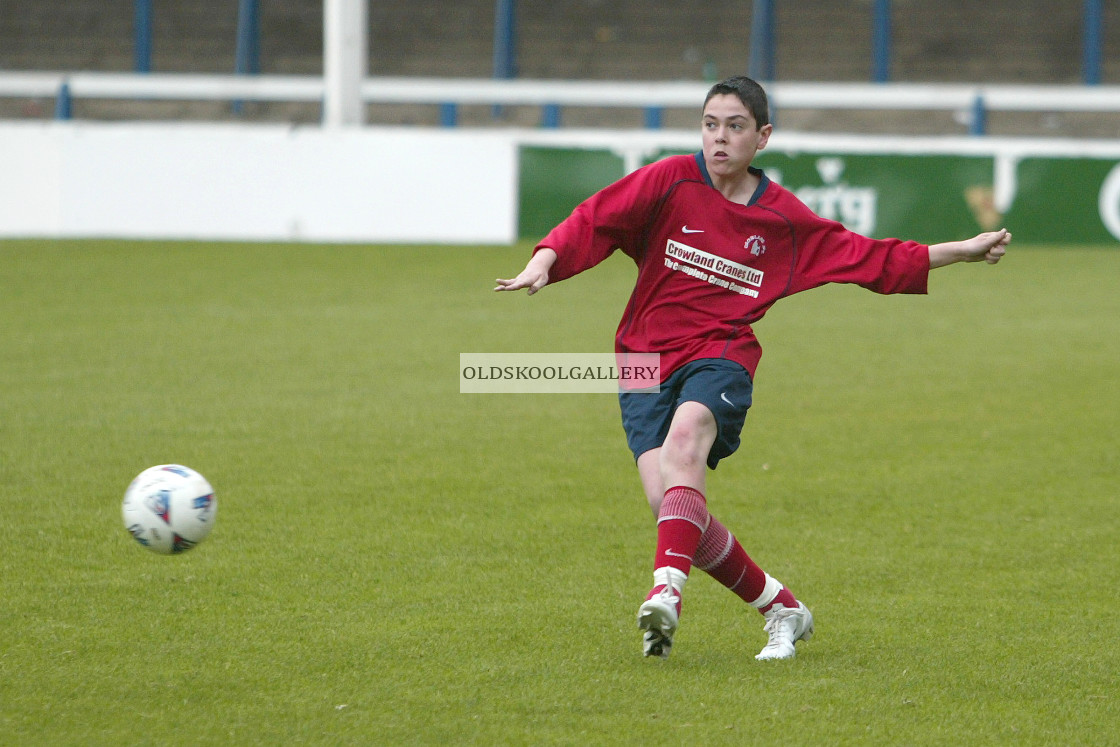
[636,448,666,518]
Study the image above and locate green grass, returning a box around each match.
[1,239,1117,745]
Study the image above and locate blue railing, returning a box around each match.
[52,1,1113,136]
[129,0,1108,88]
[133,0,261,76]
[1083,0,1103,86]
[133,0,152,73]
[871,0,892,83]
[235,0,261,76]
[748,0,777,82]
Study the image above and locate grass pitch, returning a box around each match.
[1,239,1117,745]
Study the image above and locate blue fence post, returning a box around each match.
[644,106,663,129]
[871,0,891,82]
[439,103,459,127]
[54,80,73,120]
[233,0,261,114]
[541,104,561,128]
[134,0,153,73]
[748,0,776,81]
[969,94,987,136]
[492,0,517,118]
[493,0,517,79]
[1083,0,1102,85]
[235,0,261,75]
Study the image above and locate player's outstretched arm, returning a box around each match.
[494,247,558,295]
[928,228,1011,269]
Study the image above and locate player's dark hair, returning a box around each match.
[704,76,770,128]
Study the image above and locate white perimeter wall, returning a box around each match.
[0,122,518,244]
[5,120,1120,245]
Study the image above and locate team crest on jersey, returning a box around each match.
[745,235,766,257]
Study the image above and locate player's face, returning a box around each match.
[701,94,772,178]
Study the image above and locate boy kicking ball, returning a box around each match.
[497,76,1010,660]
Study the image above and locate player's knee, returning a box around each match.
[662,425,701,457]
[664,408,714,452]
[660,428,708,474]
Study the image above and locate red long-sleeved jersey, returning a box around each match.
[537,153,930,382]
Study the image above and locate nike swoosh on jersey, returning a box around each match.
[681,226,704,233]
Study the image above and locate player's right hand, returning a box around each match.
[494,248,556,295]
[493,270,549,294]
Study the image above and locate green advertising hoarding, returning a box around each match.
[518,147,624,240]
[751,152,993,242]
[518,145,1120,246]
[1006,158,1120,244]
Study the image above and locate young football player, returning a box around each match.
[496,76,1010,660]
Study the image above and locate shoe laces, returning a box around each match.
[762,605,798,641]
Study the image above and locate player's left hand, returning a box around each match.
[962,228,1011,264]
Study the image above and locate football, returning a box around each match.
[122,464,217,554]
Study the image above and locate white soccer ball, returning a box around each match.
[122,465,217,554]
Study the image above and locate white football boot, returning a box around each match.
[755,601,814,660]
[637,585,681,659]
[637,568,687,659]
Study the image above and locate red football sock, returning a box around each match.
[760,586,800,614]
[694,516,765,599]
[654,486,708,575]
[694,516,800,614]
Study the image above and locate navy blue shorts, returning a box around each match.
[618,358,753,470]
